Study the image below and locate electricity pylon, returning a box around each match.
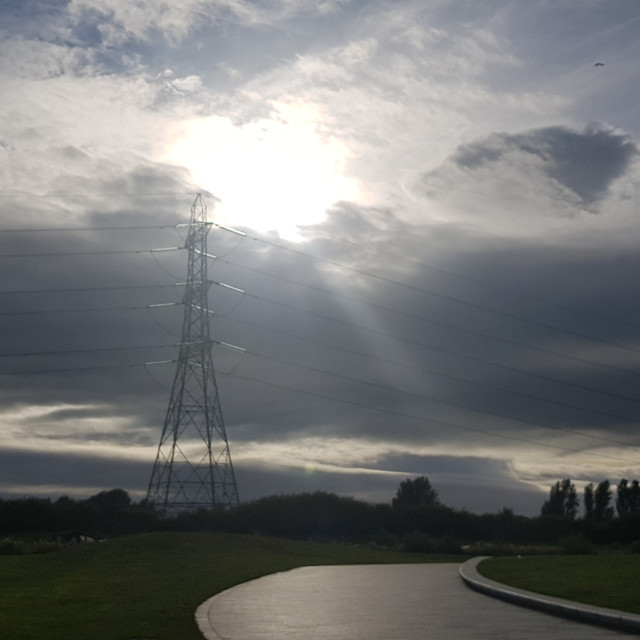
[146,193,240,514]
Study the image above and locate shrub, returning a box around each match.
[628,540,640,554]
[370,529,400,549]
[0,539,26,555]
[433,537,462,554]
[0,538,61,555]
[559,534,596,555]
[401,532,435,553]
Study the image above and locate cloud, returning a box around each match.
[66,0,351,47]
[418,124,638,235]
[206,4,564,235]
[166,74,203,94]
[451,124,637,207]
[0,447,150,498]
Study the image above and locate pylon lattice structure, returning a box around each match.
[146,193,240,514]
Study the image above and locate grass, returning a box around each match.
[0,532,463,640]
[478,555,640,615]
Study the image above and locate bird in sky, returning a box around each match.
[594,62,605,66]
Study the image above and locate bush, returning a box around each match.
[559,534,596,555]
[628,540,640,554]
[400,533,462,554]
[433,537,462,554]
[370,529,400,549]
[0,539,26,555]
[31,540,62,554]
[0,538,61,555]
[401,532,436,553]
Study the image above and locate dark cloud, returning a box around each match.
[374,452,545,515]
[0,161,198,430]
[447,124,637,209]
[0,447,150,498]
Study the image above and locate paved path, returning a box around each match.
[196,564,634,639]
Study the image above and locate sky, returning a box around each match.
[1,0,640,516]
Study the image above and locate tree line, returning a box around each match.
[1,477,639,551]
[541,478,640,522]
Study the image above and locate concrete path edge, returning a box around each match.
[460,556,640,635]
[195,591,223,640]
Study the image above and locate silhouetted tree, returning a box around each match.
[219,492,382,540]
[87,489,131,511]
[541,479,579,519]
[392,476,439,509]
[86,489,133,534]
[616,479,640,517]
[593,480,614,523]
[584,483,595,521]
[0,497,54,533]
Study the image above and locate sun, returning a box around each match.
[164,102,361,239]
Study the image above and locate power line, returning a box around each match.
[0,347,635,464]
[224,314,640,425]
[2,270,638,410]
[1,255,638,415]
[228,371,640,467]
[1,218,637,401]
[302,228,640,334]
[0,304,172,317]
[1,244,634,386]
[0,362,164,376]
[0,284,183,296]
[0,247,183,259]
[223,257,640,378]
[5,218,637,339]
[225,293,640,405]
[1,303,638,444]
[1,235,638,390]
[2,282,638,437]
[242,349,640,450]
[229,243,640,364]
[0,191,197,199]
[0,343,178,358]
[242,288,640,380]
[0,224,182,233]
[3,221,638,365]
[0,212,636,470]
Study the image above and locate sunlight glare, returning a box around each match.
[165,103,360,239]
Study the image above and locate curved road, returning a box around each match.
[196,564,631,639]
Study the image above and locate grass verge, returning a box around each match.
[0,532,463,640]
[478,555,640,615]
